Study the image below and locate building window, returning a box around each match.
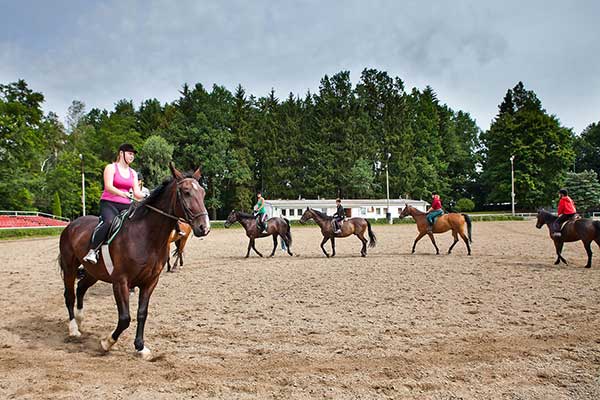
[360,207,366,216]
[383,207,388,214]
[297,209,303,216]
[290,209,295,216]
[376,208,381,215]
[368,206,374,213]
[282,209,286,216]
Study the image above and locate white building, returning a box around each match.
[264,198,428,221]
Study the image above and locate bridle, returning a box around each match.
[141,178,208,225]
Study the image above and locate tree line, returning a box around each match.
[1,69,600,220]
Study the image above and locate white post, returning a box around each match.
[386,153,392,224]
[510,155,515,216]
[80,154,86,216]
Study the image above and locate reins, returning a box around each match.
[131,178,207,225]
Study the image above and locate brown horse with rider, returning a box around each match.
[299,208,376,257]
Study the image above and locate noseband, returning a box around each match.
[143,178,208,225]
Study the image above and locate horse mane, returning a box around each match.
[130,172,198,221]
[235,211,255,220]
[310,208,332,220]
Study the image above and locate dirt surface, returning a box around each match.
[1,221,600,399]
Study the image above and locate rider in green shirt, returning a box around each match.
[253,192,267,232]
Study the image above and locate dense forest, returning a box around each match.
[1,69,599,220]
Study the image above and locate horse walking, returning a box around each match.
[299,208,376,257]
[536,209,600,268]
[224,210,293,258]
[399,204,472,255]
[58,164,210,360]
[166,222,192,272]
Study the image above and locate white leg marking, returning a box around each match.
[68,319,81,337]
[75,308,84,326]
[137,346,153,361]
[100,333,116,351]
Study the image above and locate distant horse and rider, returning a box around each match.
[536,209,600,268]
[166,221,192,272]
[224,210,293,258]
[399,204,472,255]
[299,207,376,257]
[58,163,210,360]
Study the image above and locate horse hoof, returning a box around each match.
[100,335,116,352]
[361,254,366,257]
[585,265,591,269]
[68,319,81,337]
[137,346,153,361]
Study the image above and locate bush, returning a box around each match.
[52,192,62,217]
[455,198,475,212]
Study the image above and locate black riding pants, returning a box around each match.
[90,200,130,249]
[552,213,576,233]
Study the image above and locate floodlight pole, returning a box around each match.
[386,153,391,224]
[80,154,86,216]
[510,155,515,216]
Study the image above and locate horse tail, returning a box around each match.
[284,218,292,247]
[462,213,472,243]
[366,220,377,248]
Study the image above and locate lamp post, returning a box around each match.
[79,154,86,216]
[510,155,515,216]
[386,153,391,224]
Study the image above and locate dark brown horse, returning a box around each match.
[399,204,472,255]
[299,208,376,257]
[58,164,210,360]
[536,209,600,268]
[166,222,192,272]
[224,210,293,258]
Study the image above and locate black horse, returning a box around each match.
[536,209,600,268]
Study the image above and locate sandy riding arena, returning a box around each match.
[1,221,600,399]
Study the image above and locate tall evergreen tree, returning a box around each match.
[480,82,574,208]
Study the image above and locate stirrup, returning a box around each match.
[83,249,98,264]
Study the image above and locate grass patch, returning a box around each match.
[0,227,65,240]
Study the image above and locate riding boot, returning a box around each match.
[427,224,433,234]
[83,249,98,264]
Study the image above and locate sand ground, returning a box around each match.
[1,221,599,399]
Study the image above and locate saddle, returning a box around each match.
[559,215,580,231]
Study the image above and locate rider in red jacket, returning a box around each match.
[552,188,577,238]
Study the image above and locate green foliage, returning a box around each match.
[480,81,575,209]
[0,75,590,219]
[455,198,475,212]
[52,192,62,217]
[574,122,600,176]
[562,170,600,212]
[138,135,174,188]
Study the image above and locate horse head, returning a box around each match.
[535,208,548,229]
[299,208,313,224]
[169,163,210,237]
[224,209,238,228]
[399,204,412,218]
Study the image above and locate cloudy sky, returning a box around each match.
[1,1,598,133]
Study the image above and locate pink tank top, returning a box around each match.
[100,163,136,204]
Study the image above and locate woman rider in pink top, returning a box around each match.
[83,143,145,264]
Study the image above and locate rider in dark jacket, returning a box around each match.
[333,198,345,234]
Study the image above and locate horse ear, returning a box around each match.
[192,167,202,180]
[169,162,184,181]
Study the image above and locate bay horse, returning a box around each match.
[399,204,472,255]
[299,208,376,257]
[535,209,600,268]
[224,210,293,258]
[58,163,210,360]
[166,222,192,272]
